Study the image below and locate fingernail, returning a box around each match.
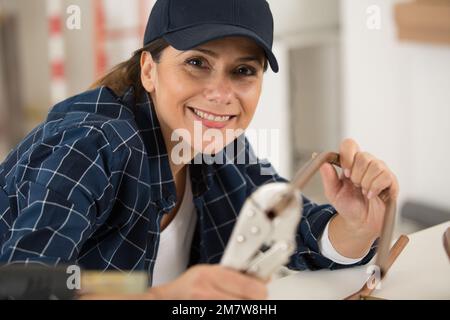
[367,191,374,199]
[362,189,367,195]
[344,169,350,178]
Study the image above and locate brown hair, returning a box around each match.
[90,38,170,100]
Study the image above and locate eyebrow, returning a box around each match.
[180,48,265,67]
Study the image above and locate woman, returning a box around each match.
[0,0,398,299]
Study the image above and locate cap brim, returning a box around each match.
[163,24,279,73]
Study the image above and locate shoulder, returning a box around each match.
[0,87,147,196]
[45,86,146,153]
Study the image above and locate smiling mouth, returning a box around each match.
[188,107,237,123]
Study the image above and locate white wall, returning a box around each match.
[267,0,339,37]
[341,0,450,211]
[248,41,291,179]
[253,0,342,179]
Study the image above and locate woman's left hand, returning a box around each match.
[319,139,399,240]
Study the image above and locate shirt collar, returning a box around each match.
[118,87,214,206]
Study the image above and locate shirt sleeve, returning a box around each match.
[318,219,368,265]
[243,138,376,271]
[0,127,117,266]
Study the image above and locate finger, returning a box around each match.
[191,286,239,300]
[218,269,267,300]
[368,171,393,200]
[360,160,385,194]
[389,172,400,199]
[207,289,242,300]
[211,268,267,300]
[350,152,375,188]
[79,293,151,300]
[319,163,342,200]
[339,139,360,178]
[377,171,399,200]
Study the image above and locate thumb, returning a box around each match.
[319,163,341,200]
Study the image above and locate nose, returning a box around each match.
[203,75,233,106]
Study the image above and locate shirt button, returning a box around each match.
[168,195,176,203]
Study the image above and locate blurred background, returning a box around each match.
[1,0,449,236]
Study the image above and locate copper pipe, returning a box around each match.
[444,227,450,260]
[345,235,409,300]
[269,151,400,278]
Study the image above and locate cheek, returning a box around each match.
[154,72,198,121]
[158,72,192,103]
[236,82,262,123]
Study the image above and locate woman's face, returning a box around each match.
[141,36,266,157]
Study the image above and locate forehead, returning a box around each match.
[200,36,264,53]
[168,36,265,59]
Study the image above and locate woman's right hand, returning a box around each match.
[150,264,268,300]
[80,265,268,300]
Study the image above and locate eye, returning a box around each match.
[234,66,257,77]
[185,57,207,69]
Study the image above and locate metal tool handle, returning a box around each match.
[221,183,302,281]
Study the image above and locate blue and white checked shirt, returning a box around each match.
[0,86,375,282]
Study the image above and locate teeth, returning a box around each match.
[192,108,231,122]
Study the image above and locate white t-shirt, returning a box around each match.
[152,170,197,286]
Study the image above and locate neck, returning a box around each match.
[159,124,195,183]
[169,159,186,182]
[159,129,190,231]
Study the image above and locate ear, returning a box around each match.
[140,51,157,93]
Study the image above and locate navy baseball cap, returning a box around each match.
[143,0,279,73]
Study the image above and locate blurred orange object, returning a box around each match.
[395,0,450,45]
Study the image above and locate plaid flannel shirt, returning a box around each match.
[0,86,375,284]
